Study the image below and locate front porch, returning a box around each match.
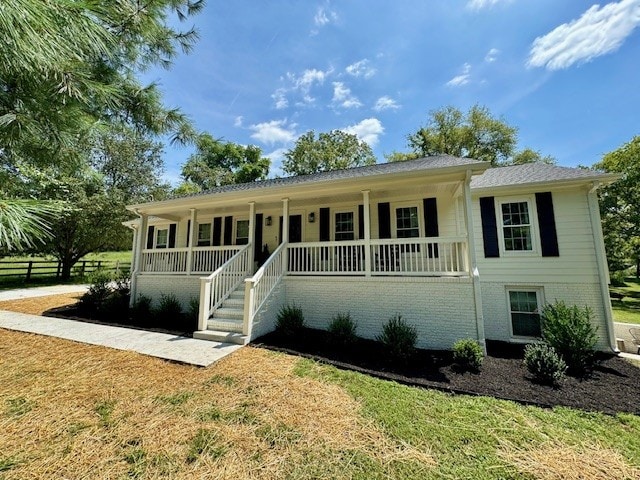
[128,164,484,347]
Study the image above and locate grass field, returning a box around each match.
[1,330,639,479]
[611,277,640,325]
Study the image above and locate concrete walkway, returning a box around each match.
[0,285,242,366]
[614,321,640,354]
[0,310,242,367]
[0,284,89,301]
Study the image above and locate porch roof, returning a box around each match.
[128,155,488,213]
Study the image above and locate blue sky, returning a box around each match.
[141,0,640,185]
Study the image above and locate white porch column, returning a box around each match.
[186,208,197,275]
[462,171,486,353]
[362,190,372,276]
[248,202,256,269]
[282,198,289,272]
[130,213,148,306]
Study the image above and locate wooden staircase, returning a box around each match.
[193,284,249,345]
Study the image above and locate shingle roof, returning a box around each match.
[470,163,615,190]
[172,155,486,200]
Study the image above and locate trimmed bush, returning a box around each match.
[188,297,200,327]
[377,314,417,362]
[609,271,627,288]
[328,313,357,345]
[155,293,183,328]
[276,304,304,337]
[78,270,113,317]
[541,301,598,375]
[452,339,484,371]
[131,294,153,326]
[524,343,567,386]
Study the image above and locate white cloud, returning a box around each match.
[485,48,500,63]
[264,147,288,177]
[234,116,243,127]
[373,96,400,112]
[332,82,362,108]
[271,88,288,109]
[446,63,472,87]
[342,118,384,147]
[249,120,296,145]
[528,0,640,70]
[467,0,511,10]
[314,6,337,26]
[346,59,376,78]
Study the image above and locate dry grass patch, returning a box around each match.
[0,330,434,479]
[500,440,640,480]
[0,293,81,315]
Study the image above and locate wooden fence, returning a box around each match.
[0,260,132,282]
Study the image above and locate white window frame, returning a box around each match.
[334,209,356,241]
[235,217,250,245]
[197,222,212,247]
[393,203,421,240]
[506,286,545,340]
[154,226,169,249]
[496,196,539,256]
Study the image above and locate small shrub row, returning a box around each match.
[78,270,130,320]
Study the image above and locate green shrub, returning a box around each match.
[78,270,113,317]
[610,271,627,287]
[131,295,153,326]
[452,339,484,371]
[188,297,200,330]
[276,304,305,337]
[541,301,598,375]
[376,314,417,362]
[328,313,357,345]
[155,293,183,328]
[523,343,567,386]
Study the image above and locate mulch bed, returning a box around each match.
[254,327,640,416]
[44,305,194,338]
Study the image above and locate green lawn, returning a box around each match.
[611,277,640,325]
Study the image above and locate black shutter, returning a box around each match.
[223,216,233,245]
[168,224,177,248]
[186,220,191,246]
[423,198,439,258]
[536,192,560,257]
[254,213,263,259]
[358,205,364,239]
[146,226,155,249]
[212,217,222,246]
[378,202,391,239]
[319,208,330,241]
[480,197,500,258]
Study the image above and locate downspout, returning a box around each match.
[587,182,618,353]
[462,170,486,354]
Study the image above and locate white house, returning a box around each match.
[126,156,619,352]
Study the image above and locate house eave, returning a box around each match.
[470,173,621,195]
[128,162,490,215]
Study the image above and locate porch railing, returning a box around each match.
[243,242,287,336]
[140,248,188,273]
[140,246,241,274]
[198,243,252,331]
[287,237,468,276]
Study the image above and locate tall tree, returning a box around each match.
[177,134,270,192]
[407,105,517,165]
[283,130,376,176]
[0,0,203,249]
[595,136,640,276]
[509,148,556,166]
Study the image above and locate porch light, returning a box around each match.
[265,216,272,226]
[308,212,316,223]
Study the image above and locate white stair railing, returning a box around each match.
[198,243,252,331]
[243,242,286,337]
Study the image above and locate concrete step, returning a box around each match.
[207,317,243,333]
[193,329,248,345]
[222,296,244,308]
[214,307,244,320]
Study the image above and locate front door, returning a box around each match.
[279,215,302,243]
